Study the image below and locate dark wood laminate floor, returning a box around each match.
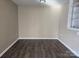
[1,39,77,58]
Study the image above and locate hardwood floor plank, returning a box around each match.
[1,39,77,58]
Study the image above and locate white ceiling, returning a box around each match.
[12,0,42,6]
[12,0,68,6]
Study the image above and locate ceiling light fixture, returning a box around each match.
[45,0,62,9]
[40,0,62,9]
[40,0,46,3]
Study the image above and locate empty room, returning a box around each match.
[0,0,79,58]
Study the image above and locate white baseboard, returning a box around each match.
[0,39,19,57]
[18,37,58,39]
[58,39,79,57]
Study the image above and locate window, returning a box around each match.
[68,0,79,31]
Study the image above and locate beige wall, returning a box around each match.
[58,0,79,55]
[0,0,18,54]
[18,6,61,38]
